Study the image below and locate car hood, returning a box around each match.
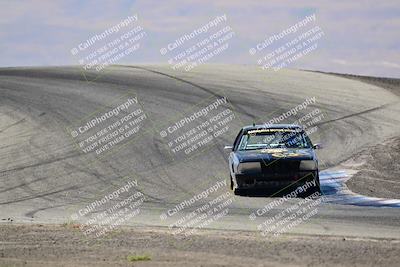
[236,148,315,162]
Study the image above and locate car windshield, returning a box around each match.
[238,129,312,150]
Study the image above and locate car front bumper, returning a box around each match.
[234,171,317,189]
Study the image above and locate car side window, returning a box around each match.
[232,129,243,151]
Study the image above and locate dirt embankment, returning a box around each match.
[316,71,400,199]
[343,136,400,199]
[310,71,400,97]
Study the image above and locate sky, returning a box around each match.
[0,0,399,78]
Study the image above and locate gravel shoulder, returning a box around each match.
[1,223,399,267]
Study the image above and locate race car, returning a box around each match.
[225,124,321,196]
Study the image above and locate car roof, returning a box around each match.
[242,124,303,131]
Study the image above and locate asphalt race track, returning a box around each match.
[1,64,400,239]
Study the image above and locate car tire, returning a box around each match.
[233,188,247,196]
[315,171,321,193]
[309,172,321,195]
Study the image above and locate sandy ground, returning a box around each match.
[344,136,400,199]
[1,223,399,267]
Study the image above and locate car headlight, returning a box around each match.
[299,160,317,170]
[237,162,261,174]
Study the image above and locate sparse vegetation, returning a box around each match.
[61,221,81,230]
[126,254,151,262]
[61,221,74,227]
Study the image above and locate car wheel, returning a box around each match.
[234,188,246,196]
[315,171,321,193]
[309,172,321,195]
[231,175,247,196]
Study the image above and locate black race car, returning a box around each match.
[225,124,321,196]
